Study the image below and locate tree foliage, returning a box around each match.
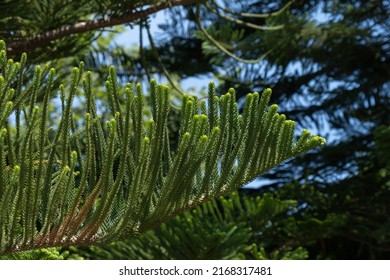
[111,0,389,259]
[0,40,324,255]
[1,0,387,260]
[67,192,307,260]
[167,0,389,259]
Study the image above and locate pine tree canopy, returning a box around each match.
[0,40,325,255]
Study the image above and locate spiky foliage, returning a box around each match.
[69,192,307,260]
[2,192,307,260]
[0,40,325,255]
[0,247,78,260]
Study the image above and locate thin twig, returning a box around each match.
[205,2,285,31]
[146,20,188,102]
[195,3,272,64]
[139,19,152,81]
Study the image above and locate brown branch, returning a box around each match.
[7,0,197,56]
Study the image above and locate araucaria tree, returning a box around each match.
[0,40,325,255]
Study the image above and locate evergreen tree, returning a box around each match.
[0,40,324,255]
[6,0,384,260]
[0,0,326,259]
[149,0,390,258]
[67,192,308,260]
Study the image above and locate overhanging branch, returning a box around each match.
[7,0,197,56]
